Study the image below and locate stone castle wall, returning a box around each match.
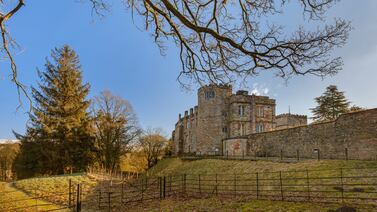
[224,109,377,160]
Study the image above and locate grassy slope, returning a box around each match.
[0,182,63,212]
[147,158,377,176]
[0,174,97,211]
[128,197,375,212]
[133,158,377,211]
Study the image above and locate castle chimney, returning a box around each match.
[185,110,188,117]
[194,106,198,113]
[190,108,193,115]
[179,113,182,120]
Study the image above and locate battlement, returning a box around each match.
[198,83,232,92]
[276,113,307,118]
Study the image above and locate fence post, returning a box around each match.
[121,182,124,202]
[234,174,237,197]
[163,176,166,199]
[68,179,72,209]
[76,184,81,212]
[159,177,162,199]
[198,174,201,196]
[184,174,186,195]
[140,178,143,203]
[108,192,111,212]
[340,168,344,203]
[35,188,38,212]
[279,171,284,201]
[306,169,310,201]
[215,174,218,196]
[297,150,300,161]
[98,190,101,209]
[256,172,259,200]
[317,149,320,161]
[169,175,172,193]
[280,150,283,161]
[345,148,348,160]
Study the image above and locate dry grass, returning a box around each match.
[147,158,377,176]
[0,182,64,212]
[127,197,376,212]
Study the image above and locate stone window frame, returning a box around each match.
[238,105,246,117]
[204,90,215,100]
[257,106,264,117]
[256,123,264,133]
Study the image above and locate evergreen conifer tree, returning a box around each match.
[311,85,350,122]
[14,45,95,178]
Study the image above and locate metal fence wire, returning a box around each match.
[2,167,377,211]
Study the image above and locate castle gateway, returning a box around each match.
[172,84,307,155]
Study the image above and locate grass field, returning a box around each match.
[2,158,377,211]
[1,174,97,211]
[146,158,377,176]
[0,182,64,212]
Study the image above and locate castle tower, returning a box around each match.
[196,84,232,155]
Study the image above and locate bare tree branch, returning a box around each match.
[91,0,350,85]
[0,0,30,109]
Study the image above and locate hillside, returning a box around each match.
[146,157,377,176]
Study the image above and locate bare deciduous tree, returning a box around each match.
[91,0,351,85]
[3,0,351,98]
[0,0,28,106]
[138,128,167,168]
[92,90,141,172]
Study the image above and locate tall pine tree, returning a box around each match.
[14,45,95,178]
[311,85,350,122]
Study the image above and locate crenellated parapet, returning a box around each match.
[276,113,307,118]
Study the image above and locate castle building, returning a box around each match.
[172,84,307,155]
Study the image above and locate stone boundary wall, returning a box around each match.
[224,108,377,160]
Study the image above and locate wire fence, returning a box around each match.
[2,167,377,211]
[180,147,377,162]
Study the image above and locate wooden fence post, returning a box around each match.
[234,174,237,197]
[76,184,81,212]
[98,190,101,209]
[35,188,38,212]
[163,176,166,199]
[184,174,186,195]
[340,168,344,203]
[215,174,218,196]
[108,192,111,212]
[297,149,300,161]
[121,182,124,202]
[256,172,259,200]
[199,174,201,196]
[169,175,172,193]
[68,179,72,209]
[280,150,283,161]
[317,149,320,161]
[279,171,284,201]
[306,169,310,201]
[159,177,162,199]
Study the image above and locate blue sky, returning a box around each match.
[1,1,377,139]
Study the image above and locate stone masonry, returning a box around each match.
[172,84,306,155]
[224,109,377,160]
